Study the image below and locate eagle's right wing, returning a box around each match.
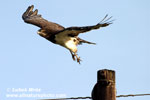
[22,5,65,34]
[57,15,113,36]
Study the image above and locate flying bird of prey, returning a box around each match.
[22,5,113,64]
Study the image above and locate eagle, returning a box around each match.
[22,5,113,64]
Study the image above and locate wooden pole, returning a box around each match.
[91,69,116,100]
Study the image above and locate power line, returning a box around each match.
[40,93,150,100]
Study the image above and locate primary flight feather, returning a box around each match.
[22,5,113,64]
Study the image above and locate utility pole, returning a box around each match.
[92,69,116,100]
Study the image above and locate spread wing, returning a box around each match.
[58,14,113,36]
[22,5,65,34]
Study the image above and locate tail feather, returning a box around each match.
[77,38,96,45]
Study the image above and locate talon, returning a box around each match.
[72,55,76,61]
[77,57,81,64]
[70,50,76,61]
[70,50,82,64]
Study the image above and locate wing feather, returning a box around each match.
[22,5,65,34]
[58,15,113,36]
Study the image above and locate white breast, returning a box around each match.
[55,33,77,53]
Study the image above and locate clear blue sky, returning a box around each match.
[0,0,150,100]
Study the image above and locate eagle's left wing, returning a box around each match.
[58,15,113,36]
[22,5,65,34]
